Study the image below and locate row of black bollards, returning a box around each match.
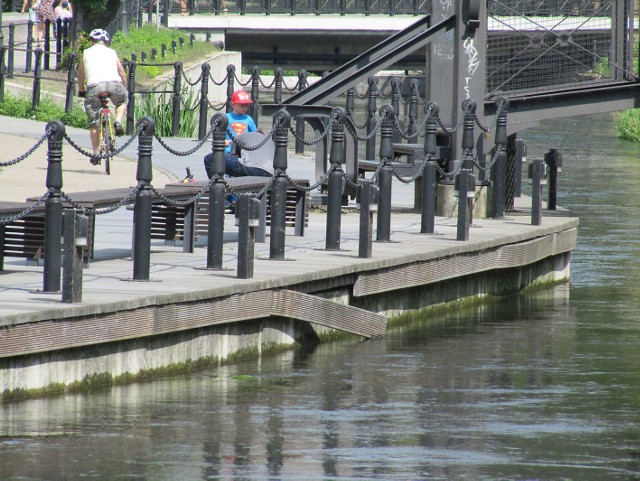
[34,100,559,304]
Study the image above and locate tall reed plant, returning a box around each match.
[615,109,640,142]
[134,87,199,138]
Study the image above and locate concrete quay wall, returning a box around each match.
[0,212,577,401]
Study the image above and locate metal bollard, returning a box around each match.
[530,158,545,225]
[365,76,378,161]
[171,62,182,137]
[456,169,475,241]
[62,210,88,303]
[491,97,509,218]
[421,101,439,234]
[325,107,346,250]
[295,70,307,153]
[269,109,292,260]
[132,117,155,281]
[126,60,137,134]
[207,113,228,269]
[225,64,235,112]
[407,78,419,143]
[359,181,378,258]
[236,194,260,279]
[376,104,394,242]
[544,148,561,210]
[421,161,437,234]
[250,66,261,126]
[0,47,5,103]
[461,99,476,171]
[64,52,76,113]
[198,63,210,140]
[390,77,402,144]
[274,67,283,104]
[32,48,42,109]
[43,120,65,292]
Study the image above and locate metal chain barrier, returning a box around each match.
[437,102,471,135]
[258,76,277,89]
[281,78,301,91]
[61,183,143,216]
[63,126,141,161]
[0,133,48,167]
[206,97,227,111]
[435,160,461,180]
[353,85,370,100]
[228,122,279,151]
[233,71,252,87]
[342,172,360,189]
[154,129,212,156]
[474,97,508,133]
[281,169,329,192]
[180,69,203,87]
[345,112,384,141]
[179,95,200,112]
[288,121,332,146]
[0,190,51,225]
[209,71,229,86]
[393,157,430,184]
[346,113,369,131]
[473,147,501,172]
[149,179,214,207]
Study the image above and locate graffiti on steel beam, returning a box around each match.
[463,37,480,98]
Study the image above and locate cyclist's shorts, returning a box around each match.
[85,81,128,127]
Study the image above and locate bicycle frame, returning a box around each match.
[97,93,115,175]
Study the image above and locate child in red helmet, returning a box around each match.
[204,90,273,212]
[203,89,267,179]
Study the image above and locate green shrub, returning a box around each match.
[0,94,88,129]
[134,87,198,138]
[615,109,640,142]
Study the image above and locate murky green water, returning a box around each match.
[3,114,640,480]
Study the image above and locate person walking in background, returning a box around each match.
[53,0,72,38]
[35,0,56,45]
[20,0,38,40]
[77,29,128,165]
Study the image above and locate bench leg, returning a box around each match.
[0,225,4,271]
[294,190,306,237]
[183,203,195,253]
[256,196,267,243]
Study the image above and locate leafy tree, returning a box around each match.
[71,0,121,33]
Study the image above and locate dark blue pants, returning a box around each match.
[204,153,271,179]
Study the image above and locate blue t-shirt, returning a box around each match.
[226,112,257,154]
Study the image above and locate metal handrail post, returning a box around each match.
[43,120,65,292]
[207,113,228,269]
[132,117,155,281]
[269,109,292,260]
[326,107,345,250]
[376,104,394,242]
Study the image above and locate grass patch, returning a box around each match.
[112,24,219,82]
[615,109,640,142]
[0,93,87,128]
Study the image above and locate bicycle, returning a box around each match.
[96,92,116,175]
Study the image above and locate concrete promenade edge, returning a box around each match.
[0,111,579,326]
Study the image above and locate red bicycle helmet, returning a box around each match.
[231,90,253,105]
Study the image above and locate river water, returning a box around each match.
[2,114,640,480]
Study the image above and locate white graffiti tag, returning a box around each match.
[463,37,480,76]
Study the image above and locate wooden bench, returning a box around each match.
[22,186,200,263]
[0,201,47,270]
[160,176,310,244]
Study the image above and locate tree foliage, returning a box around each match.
[72,0,121,33]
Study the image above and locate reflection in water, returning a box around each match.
[3,115,640,479]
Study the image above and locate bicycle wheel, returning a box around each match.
[99,113,115,176]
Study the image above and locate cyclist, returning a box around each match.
[77,28,128,165]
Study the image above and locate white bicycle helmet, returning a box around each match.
[88,28,110,43]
